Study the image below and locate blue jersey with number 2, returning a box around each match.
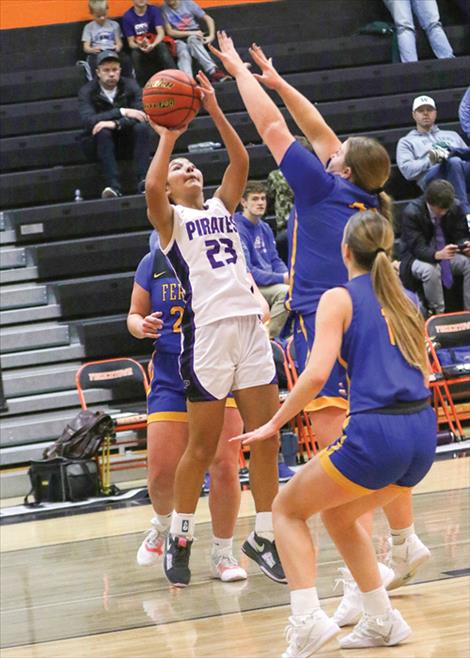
[134,249,184,354]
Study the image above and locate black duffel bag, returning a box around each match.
[24,458,100,506]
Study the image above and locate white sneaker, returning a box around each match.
[282,608,340,658]
[136,518,167,566]
[339,608,411,648]
[211,550,248,582]
[386,534,431,590]
[332,562,395,627]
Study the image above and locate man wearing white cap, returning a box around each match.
[397,95,470,214]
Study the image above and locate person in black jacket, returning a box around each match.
[400,179,470,313]
[78,50,151,198]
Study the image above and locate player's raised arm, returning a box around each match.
[196,71,248,214]
[210,33,340,166]
[209,32,294,165]
[248,43,341,166]
[145,122,188,248]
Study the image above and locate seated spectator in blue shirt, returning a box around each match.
[122,0,175,87]
[235,181,290,338]
[396,95,470,216]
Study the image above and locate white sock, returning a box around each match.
[255,511,274,539]
[290,587,320,617]
[170,512,195,538]
[361,586,391,617]
[154,513,172,530]
[391,524,415,546]
[212,536,233,554]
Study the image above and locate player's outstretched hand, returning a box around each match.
[209,30,246,76]
[196,71,218,113]
[249,43,283,90]
[148,118,189,139]
[230,419,279,446]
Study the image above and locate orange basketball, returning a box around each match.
[143,69,202,129]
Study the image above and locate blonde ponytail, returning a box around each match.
[345,211,428,378]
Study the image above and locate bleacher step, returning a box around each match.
[0,442,52,466]
[1,341,84,369]
[0,303,61,326]
[0,408,79,447]
[0,321,70,353]
[0,282,48,310]
[0,387,112,418]
[0,230,16,245]
[0,265,38,284]
[0,247,26,269]
[2,362,82,398]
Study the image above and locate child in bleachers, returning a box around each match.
[82,0,131,79]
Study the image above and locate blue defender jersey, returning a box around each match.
[282,141,380,315]
[340,274,429,414]
[134,249,184,354]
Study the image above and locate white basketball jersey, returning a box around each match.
[161,196,261,328]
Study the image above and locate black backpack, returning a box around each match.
[43,409,115,460]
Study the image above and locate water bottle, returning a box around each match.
[74,188,83,202]
[187,141,222,154]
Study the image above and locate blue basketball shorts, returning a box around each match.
[147,351,237,424]
[319,405,437,491]
[293,311,348,411]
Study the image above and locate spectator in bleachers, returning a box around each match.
[396,95,470,216]
[459,86,470,140]
[162,0,230,82]
[382,0,454,63]
[400,179,470,314]
[82,0,132,79]
[234,181,289,338]
[78,50,151,199]
[122,0,175,87]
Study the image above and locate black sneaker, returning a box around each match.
[163,534,193,587]
[241,531,287,584]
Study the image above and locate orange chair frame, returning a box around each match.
[75,357,150,470]
[425,311,470,438]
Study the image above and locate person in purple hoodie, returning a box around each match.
[122,0,175,86]
[235,181,290,338]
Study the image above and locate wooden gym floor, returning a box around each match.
[1,455,469,658]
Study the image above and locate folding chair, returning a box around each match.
[275,339,317,460]
[425,311,470,438]
[75,358,150,475]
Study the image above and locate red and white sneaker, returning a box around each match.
[136,518,167,567]
[211,550,247,582]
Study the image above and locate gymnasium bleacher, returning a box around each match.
[0,0,468,497]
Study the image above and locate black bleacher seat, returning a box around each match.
[32,232,149,279]
[52,272,135,319]
[0,97,79,138]
[9,196,151,244]
[1,80,465,208]
[2,52,468,141]
[73,315,146,359]
[0,67,83,105]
